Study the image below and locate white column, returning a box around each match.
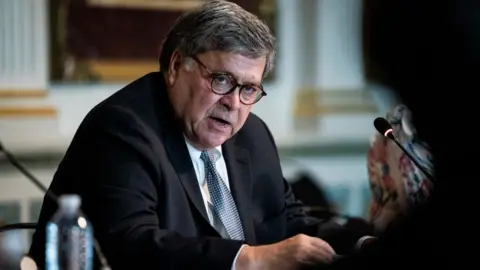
[290,0,377,142]
[316,0,365,90]
[289,0,323,134]
[252,0,304,143]
[0,0,48,90]
[0,0,61,155]
[295,0,318,89]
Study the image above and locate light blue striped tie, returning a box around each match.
[200,151,245,240]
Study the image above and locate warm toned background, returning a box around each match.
[50,0,276,82]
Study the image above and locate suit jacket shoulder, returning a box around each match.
[29,72,246,270]
[70,72,174,165]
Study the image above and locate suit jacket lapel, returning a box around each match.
[163,130,211,224]
[156,75,210,225]
[223,139,256,244]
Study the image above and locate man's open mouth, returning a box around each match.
[209,116,230,125]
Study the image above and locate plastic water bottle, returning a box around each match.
[45,194,93,270]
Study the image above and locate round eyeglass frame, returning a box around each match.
[191,56,267,105]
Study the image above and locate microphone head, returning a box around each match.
[373,117,395,140]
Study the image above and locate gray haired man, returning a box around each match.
[29,1,373,269]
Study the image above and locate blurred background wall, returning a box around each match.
[0,0,398,237]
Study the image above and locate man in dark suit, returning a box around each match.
[29,1,372,269]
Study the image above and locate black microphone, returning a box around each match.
[373,117,435,183]
[0,139,112,270]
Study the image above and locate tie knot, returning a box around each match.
[200,151,214,164]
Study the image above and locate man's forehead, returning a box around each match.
[200,51,266,84]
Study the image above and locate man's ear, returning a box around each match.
[167,50,183,85]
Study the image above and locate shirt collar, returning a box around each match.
[184,136,223,162]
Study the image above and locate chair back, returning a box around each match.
[0,223,37,270]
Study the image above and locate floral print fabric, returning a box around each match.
[367,105,434,233]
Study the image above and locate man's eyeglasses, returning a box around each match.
[191,56,267,105]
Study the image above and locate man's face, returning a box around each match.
[166,51,266,149]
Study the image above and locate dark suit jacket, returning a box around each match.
[29,72,365,270]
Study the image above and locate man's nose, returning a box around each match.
[219,88,241,110]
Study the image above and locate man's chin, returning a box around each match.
[198,132,231,149]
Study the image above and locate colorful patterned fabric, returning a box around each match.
[367,105,434,233]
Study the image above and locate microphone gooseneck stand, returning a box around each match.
[373,117,436,183]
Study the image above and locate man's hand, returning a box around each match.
[235,234,336,270]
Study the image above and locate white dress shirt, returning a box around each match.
[184,139,245,269]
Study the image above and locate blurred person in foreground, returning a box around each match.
[329,0,479,268]
[367,104,434,235]
[29,1,373,269]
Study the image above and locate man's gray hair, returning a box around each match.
[159,0,276,78]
